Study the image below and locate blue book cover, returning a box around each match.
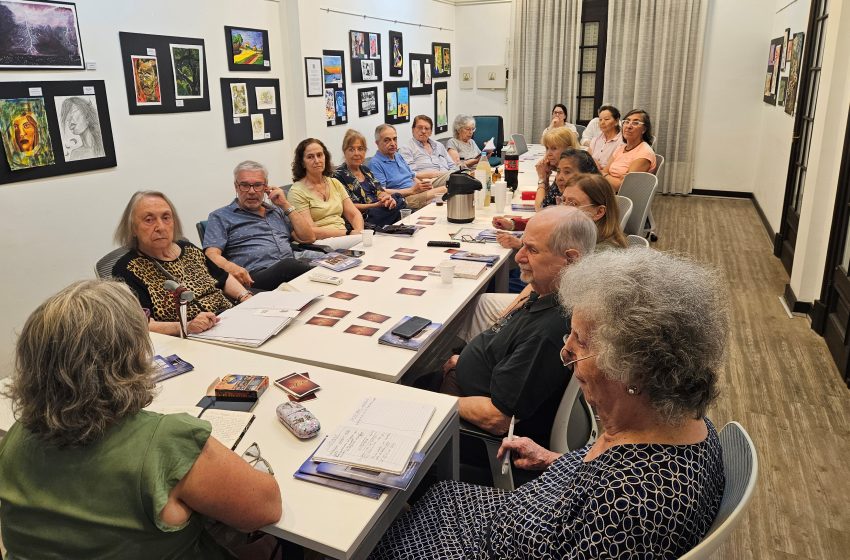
[312,252,362,272]
[316,451,425,490]
[153,354,194,382]
[295,447,384,499]
[378,317,442,350]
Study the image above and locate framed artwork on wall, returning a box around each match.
[224,26,270,71]
[0,0,85,70]
[431,42,451,78]
[304,57,323,97]
[781,28,791,70]
[409,53,432,96]
[119,32,210,115]
[219,78,282,147]
[762,36,782,105]
[383,81,409,125]
[358,87,379,118]
[349,30,382,83]
[389,31,403,78]
[0,80,116,184]
[785,32,805,116]
[777,76,788,106]
[459,67,474,90]
[434,82,448,134]
[323,49,348,127]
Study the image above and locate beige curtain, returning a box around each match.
[604,0,707,194]
[508,0,582,143]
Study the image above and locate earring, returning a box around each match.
[627,386,639,395]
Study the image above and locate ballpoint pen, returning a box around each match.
[501,415,515,475]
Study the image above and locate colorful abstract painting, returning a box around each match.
[0,97,55,170]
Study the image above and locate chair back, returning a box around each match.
[618,173,658,236]
[653,153,665,176]
[437,137,451,148]
[615,195,633,232]
[94,247,130,279]
[627,234,649,248]
[283,183,293,196]
[196,220,207,244]
[574,124,586,138]
[510,133,529,156]
[679,421,759,559]
[549,374,598,454]
[473,115,504,156]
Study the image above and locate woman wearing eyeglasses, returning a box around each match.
[288,138,365,242]
[602,109,657,192]
[369,250,727,560]
[0,280,282,559]
[446,114,486,170]
[542,103,577,135]
[112,191,250,337]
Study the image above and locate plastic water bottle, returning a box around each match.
[504,140,518,190]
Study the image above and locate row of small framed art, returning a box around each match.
[356,81,449,133]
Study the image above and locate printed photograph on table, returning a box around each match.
[0,0,84,69]
[349,29,382,83]
[358,87,379,118]
[323,49,348,127]
[169,44,204,99]
[785,32,804,117]
[409,53,432,96]
[54,95,105,162]
[119,32,210,114]
[389,31,403,77]
[224,26,270,71]
[304,57,323,97]
[384,81,409,125]
[0,80,117,185]
[431,42,451,78]
[218,78,283,148]
[0,97,54,170]
[434,81,448,134]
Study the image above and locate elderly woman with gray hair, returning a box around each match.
[370,249,727,559]
[0,280,281,558]
[112,190,250,336]
[446,114,487,169]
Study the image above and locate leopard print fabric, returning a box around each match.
[117,241,232,322]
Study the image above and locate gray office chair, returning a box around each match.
[437,137,451,148]
[459,374,597,491]
[618,172,658,237]
[615,195,633,232]
[94,247,130,279]
[627,234,649,248]
[574,124,585,138]
[644,154,665,241]
[679,422,759,559]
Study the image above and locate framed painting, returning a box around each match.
[219,78,282,147]
[785,32,805,116]
[358,87,379,118]
[224,26,270,71]
[349,29,382,83]
[0,80,116,184]
[431,42,451,78]
[304,57,323,97]
[762,37,783,105]
[323,49,347,127]
[409,53,432,96]
[119,32,210,115]
[434,81,448,134]
[384,81,409,125]
[0,0,84,69]
[389,31,403,77]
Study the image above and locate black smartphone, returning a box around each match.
[391,316,432,339]
[337,249,365,257]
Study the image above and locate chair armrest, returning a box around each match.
[293,242,333,253]
[459,419,506,443]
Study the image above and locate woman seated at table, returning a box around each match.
[0,279,281,559]
[588,104,623,169]
[112,190,251,336]
[542,103,577,135]
[446,114,486,170]
[334,129,402,228]
[602,109,657,192]
[534,127,581,211]
[495,149,598,249]
[288,138,365,242]
[369,250,727,559]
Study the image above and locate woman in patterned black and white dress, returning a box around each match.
[370,250,728,559]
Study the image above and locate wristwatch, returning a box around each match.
[283,206,295,217]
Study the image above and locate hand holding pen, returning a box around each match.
[501,415,515,475]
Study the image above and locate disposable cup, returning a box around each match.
[361,229,373,246]
[440,261,455,284]
[492,181,507,211]
[400,209,412,220]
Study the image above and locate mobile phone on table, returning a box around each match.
[337,249,365,257]
[391,316,432,339]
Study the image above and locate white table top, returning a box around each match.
[150,333,458,559]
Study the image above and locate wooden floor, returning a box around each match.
[651,195,850,559]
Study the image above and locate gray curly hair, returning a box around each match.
[8,280,156,448]
[452,114,475,138]
[558,250,728,423]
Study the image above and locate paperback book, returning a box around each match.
[450,251,500,265]
[214,374,269,400]
[312,252,362,272]
[153,354,194,382]
[316,451,425,490]
[379,317,442,350]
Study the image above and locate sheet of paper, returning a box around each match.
[144,406,254,450]
[237,290,321,311]
[348,397,435,435]
[313,425,419,474]
[190,311,289,342]
[482,137,496,151]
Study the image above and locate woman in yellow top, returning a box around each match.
[288,138,365,240]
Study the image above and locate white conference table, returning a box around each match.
[150,333,459,560]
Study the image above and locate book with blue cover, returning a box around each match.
[294,446,384,499]
[316,451,425,490]
[378,317,443,350]
[311,252,362,272]
[450,251,500,265]
[153,354,194,382]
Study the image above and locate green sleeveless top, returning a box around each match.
[0,410,233,559]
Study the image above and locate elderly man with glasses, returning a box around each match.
[399,114,459,188]
[202,160,317,291]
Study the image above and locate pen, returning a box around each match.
[501,415,515,475]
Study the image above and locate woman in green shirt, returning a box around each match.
[0,280,281,559]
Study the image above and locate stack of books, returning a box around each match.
[311,252,362,271]
[450,251,500,266]
[378,317,443,350]
[295,397,435,497]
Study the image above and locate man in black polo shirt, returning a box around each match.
[441,206,598,446]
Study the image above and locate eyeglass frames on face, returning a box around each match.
[242,442,274,474]
[560,334,598,367]
[236,182,267,192]
[621,120,644,127]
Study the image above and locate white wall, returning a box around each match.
[453,1,512,136]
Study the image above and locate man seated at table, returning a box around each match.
[438,206,597,446]
[399,115,459,188]
[203,160,317,291]
[370,124,445,210]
